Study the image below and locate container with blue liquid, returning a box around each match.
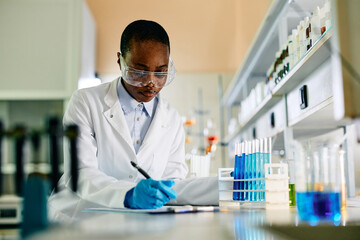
[294,141,342,224]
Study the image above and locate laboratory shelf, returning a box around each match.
[223,94,282,143]
[222,0,288,106]
[272,28,333,96]
[289,96,351,130]
[222,28,334,144]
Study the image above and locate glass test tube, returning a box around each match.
[240,142,245,201]
[244,141,249,201]
[233,142,240,200]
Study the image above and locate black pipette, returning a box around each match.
[13,125,26,196]
[48,117,60,193]
[0,120,3,196]
[65,125,79,192]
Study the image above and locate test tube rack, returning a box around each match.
[218,163,290,209]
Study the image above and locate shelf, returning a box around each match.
[223,0,288,106]
[223,94,282,143]
[222,29,334,144]
[289,96,351,129]
[272,28,333,96]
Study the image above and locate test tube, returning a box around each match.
[233,142,240,200]
[259,138,265,201]
[247,141,252,201]
[244,141,249,201]
[255,139,260,201]
[240,142,245,201]
[268,137,272,164]
[251,140,256,201]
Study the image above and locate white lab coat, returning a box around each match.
[48,78,218,222]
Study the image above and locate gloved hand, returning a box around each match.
[124,178,177,209]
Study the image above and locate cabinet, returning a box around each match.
[223,0,360,196]
[0,0,95,185]
[0,0,96,100]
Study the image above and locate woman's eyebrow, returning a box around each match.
[134,63,168,70]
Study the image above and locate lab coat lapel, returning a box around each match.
[103,79,135,153]
[138,97,169,155]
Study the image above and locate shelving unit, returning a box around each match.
[222,0,360,197]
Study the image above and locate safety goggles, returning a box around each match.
[120,55,176,88]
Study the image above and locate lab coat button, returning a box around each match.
[110,114,113,118]
[129,175,133,179]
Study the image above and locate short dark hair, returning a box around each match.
[120,20,170,57]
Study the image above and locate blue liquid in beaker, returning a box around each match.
[296,191,341,224]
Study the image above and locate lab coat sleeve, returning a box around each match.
[160,114,188,180]
[62,90,135,208]
[168,177,219,206]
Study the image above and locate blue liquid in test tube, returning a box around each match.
[254,139,260,201]
[259,138,265,201]
[249,141,254,201]
[244,141,249,201]
[240,142,245,201]
[233,142,240,200]
[251,140,257,201]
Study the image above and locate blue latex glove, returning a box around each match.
[124,178,177,209]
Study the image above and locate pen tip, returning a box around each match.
[130,161,136,167]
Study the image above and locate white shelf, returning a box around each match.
[272,28,333,96]
[223,29,334,144]
[223,0,288,105]
[224,94,282,143]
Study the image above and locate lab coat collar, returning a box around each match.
[103,78,170,159]
[103,78,135,155]
[117,78,156,118]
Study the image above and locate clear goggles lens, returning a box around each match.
[120,56,176,88]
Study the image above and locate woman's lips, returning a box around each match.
[141,90,156,97]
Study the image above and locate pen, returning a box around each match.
[130,161,151,179]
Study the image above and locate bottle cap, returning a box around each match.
[313,6,320,16]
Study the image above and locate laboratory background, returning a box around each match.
[1,0,360,239]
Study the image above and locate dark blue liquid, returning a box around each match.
[240,153,245,200]
[247,154,252,201]
[244,154,249,201]
[233,155,241,200]
[296,191,341,224]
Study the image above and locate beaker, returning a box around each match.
[294,141,341,225]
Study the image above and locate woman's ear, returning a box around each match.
[117,52,121,67]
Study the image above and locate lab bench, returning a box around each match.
[21,203,360,240]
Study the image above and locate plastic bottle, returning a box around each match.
[311,6,321,44]
[290,29,298,69]
[296,25,301,62]
[324,0,332,32]
[299,20,306,57]
[305,16,312,51]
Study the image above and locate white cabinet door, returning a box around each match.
[0,0,94,100]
